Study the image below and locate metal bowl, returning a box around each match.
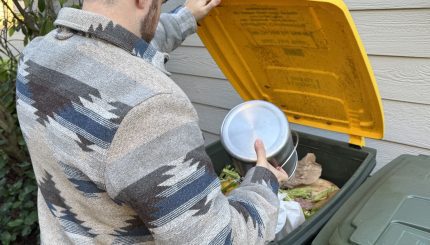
[221,100,298,177]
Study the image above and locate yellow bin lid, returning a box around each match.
[197,0,384,147]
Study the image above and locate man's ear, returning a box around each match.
[136,0,147,10]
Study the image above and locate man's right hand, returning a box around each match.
[185,0,221,22]
[255,139,289,184]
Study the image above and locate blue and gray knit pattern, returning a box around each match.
[16,7,280,245]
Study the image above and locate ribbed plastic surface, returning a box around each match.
[313,154,430,245]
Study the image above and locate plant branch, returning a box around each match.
[0,35,22,55]
[0,0,27,30]
[0,48,10,56]
[5,0,40,34]
[46,0,56,18]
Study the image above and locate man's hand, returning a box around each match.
[255,139,289,185]
[185,0,221,22]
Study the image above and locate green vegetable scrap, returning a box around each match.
[280,179,339,220]
[312,186,337,203]
[218,165,338,219]
[219,165,241,194]
[303,209,320,219]
[280,187,312,201]
[219,165,241,181]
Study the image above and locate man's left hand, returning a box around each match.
[185,0,221,22]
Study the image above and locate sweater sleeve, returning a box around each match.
[150,6,197,53]
[105,93,280,244]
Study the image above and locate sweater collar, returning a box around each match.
[54,8,169,73]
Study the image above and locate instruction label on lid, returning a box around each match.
[232,7,325,49]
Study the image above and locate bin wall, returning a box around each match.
[162,1,430,173]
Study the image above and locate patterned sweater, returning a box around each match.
[16,7,280,245]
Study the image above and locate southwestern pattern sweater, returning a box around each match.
[16,7,280,245]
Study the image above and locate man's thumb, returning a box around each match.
[254,139,266,164]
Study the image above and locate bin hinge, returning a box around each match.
[349,135,365,147]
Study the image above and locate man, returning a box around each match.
[16,0,288,243]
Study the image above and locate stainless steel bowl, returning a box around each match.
[221,100,298,177]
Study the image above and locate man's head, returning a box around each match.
[83,0,164,42]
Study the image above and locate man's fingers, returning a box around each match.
[254,139,290,183]
[254,139,267,165]
[204,0,221,11]
[185,0,220,21]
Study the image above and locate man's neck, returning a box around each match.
[82,3,141,37]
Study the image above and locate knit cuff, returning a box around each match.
[242,167,279,194]
[170,6,198,40]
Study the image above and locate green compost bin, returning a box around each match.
[205,130,377,245]
[312,154,430,245]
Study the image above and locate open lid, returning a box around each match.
[197,0,384,146]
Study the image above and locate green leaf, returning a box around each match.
[21,225,32,237]
[0,71,7,82]
[12,180,23,190]
[19,185,36,201]
[0,154,6,161]
[0,157,6,168]
[18,191,27,201]
[0,169,7,179]
[40,19,55,35]
[46,19,54,33]
[25,170,35,179]
[0,177,6,185]
[0,231,12,244]
[18,161,30,168]
[12,199,23,209]
[23,0,31,7]
[59,0,67,7]
[23,200,35,209]
[10,233,16,242]
[8,28,15,37]
[71,3,82,9]
[23,184,37,195]
[2,93,14,107]
[0,202,13,213]
[38,0,45,12]
[40,20,47,35]
[18,138,27,146]
[7,218,23,227]
[24,211,37,225]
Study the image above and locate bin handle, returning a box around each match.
[281,131,299,169]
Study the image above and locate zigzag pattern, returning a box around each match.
[111,216,152,244]
[16,60,132,152]
[39,171,96,238]
[58,161,105,198]
[229,198,266,238]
